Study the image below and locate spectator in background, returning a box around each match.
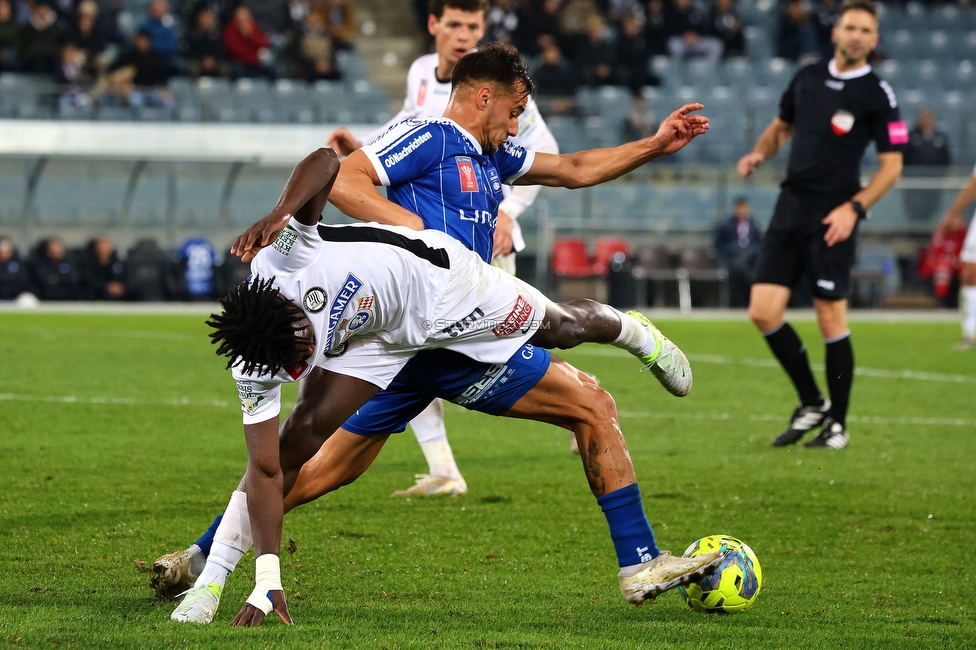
[182,7,228,78]
[140,0,179,60]
[903,109,951,223]
[0,236,35,300]
[30,237,84,301]
[98,29,175,105]
[320,0,356,51]
[572,15,616,87]
[622,96,663,148]
[485,0,523,47]
[175,237,218,300]
[778,0,820,62]
[83,236,126,300]
[290,9,340,81]
[714,196,763,307]
[57,43,94,107]
[530,0,565,55]
[66,1,108,73]
[560,0,600,43]
[644,0,671,58]
[665,0,723,62]
[533,38,577,115]
[616,13,661,93]
[709,0,746,58]
[18,1,61,75]
[243,0,291,44]
[187,0,238,30]
[223,5,276,80]
[0,0,19,72]
[606,0,640,24]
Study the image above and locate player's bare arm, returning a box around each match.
[232,148,340,262]
[822,151,902,246]
[493,210,515,258]
[329,150,426,230]
[326,127,363,157]
[942,173,976,225]
[737,118,794,178]
[517,104,708,189]
[229,416,294,627]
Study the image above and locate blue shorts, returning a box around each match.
[342,343,550,436]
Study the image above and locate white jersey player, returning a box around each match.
[326,0,560,496]
[233,217,548,426]
[938,159,976,349]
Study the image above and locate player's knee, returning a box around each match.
[573,380,618,428]
[748,303,778,332]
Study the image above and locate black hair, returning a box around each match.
[206,276,305,377]
[838,0,878,20]
[451,42,535,98]
[428,0,489,19]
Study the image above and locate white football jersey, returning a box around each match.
[363,52,560,250]
[232,218,547,424]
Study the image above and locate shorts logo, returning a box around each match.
[303,287,328,313]
[417,80,427,106]
[441,307,484,338]
[456,157,479,192]
[492,295,533,337]
[283,360,308,380]
[817,279,836,291]
[327,274,363,349]
[272,225,298,255]
[830,110,854,136]
[887,121,909,145]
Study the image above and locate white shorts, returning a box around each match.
[325,256,549,390]
[961,219,976,264]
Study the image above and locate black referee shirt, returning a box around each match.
[778,60,906,210]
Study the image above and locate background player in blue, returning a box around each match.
[736,0,904,449]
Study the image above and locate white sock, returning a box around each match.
[410,400,462,480]
[194,490,252,589]
[963,286,976,340]
[611,310,659,358]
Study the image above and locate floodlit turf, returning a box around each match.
[1,312,974,648]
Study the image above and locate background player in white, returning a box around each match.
[327,0,559,496]
[938,162,976,349]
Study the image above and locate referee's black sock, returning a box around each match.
[824,331,854,427]
[762,322,824,407]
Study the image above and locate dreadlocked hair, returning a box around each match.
[206,276,306,377]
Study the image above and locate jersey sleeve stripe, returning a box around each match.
[316,224,451,269]
[362,147,391,186]
[504,150,536,184]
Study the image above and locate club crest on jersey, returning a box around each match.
[456,157,479,192]
[487,167,501,192]
[358,296,374,311]
[303,286,327,313]
[348,309,371,332]
[327,274,363,349]
[830,110,855,136]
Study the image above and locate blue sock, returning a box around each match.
[597,483,659,567]
[193,514,223,557]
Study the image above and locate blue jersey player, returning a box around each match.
[158,44,718,627]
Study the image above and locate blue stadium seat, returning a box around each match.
[649,56,679,88]
[32,160,129,224]
[882,29,914,60]
[582,115,623,149]
[905,60,943,92]
[922,30,952,60]
[686,59,719,87]
[874,60,901,87]
[722,57,755,91]
[134,105,174,121]
[955,31,976,59]
[742,26,773,60]
[336,50,369,83]
[96,105,135,121]
[927,4,964,31]
[175,101,203,122]
[940,60,975,91]
[545,115,586,153]
[756,58,795,90]
[58,103,94,120]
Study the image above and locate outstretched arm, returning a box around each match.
[515,104,709,189]
[736,117,794,178]
[231,148,340,262]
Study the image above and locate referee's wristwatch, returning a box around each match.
[850,200,867,220]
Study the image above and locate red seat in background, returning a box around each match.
[592,237,631,275]
[551,237,596,277]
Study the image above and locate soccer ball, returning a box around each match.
[678,535,762,613]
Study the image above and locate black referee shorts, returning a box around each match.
[753,189,857,301]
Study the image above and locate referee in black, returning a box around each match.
[736,0,904,449]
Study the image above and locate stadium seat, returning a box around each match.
[632,244,675,308]
[583,116,623,150]
[134,105,174,121]
[883,29,914,61]
[551,238,595,277]
[722,57,754,91]
[923,30,951,60]
[686,59,719,87]
[58,103,94,120]
[96,105,135,121]
[125,238,173,301]
[592,237,631,275]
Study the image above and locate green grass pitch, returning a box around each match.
[1,312,974,648]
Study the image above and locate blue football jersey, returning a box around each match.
[362,118,535,263]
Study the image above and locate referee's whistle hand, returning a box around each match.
[822,204,857,247]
